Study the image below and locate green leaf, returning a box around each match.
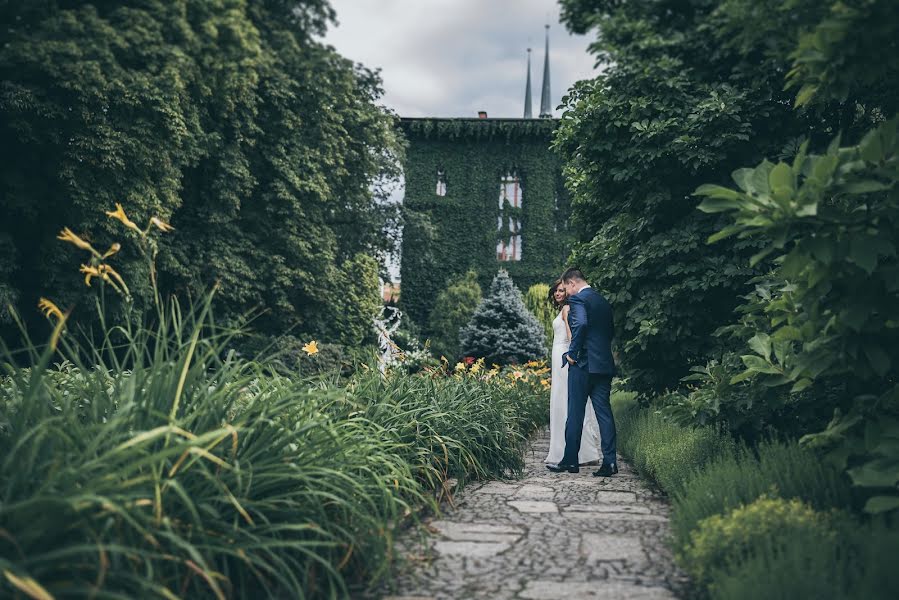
[751,160,774,195]
[694,184,742,200]
[707,225,742,244]
[732,168,755,192]
[729,369,755,384]
[864,495,899,514]
[748,333,772,361]
[772,326,803,341]
[768,162,793,193]
[697,196,739,213]
[849,237,879,274]
[794,84,818,108]
[859,127,884,163]
[791,378,813,393]
[740,354,781,375]
[847,457,899,488]
[749,246,777,267]
[842,180,891,194]
[863,344,891,377]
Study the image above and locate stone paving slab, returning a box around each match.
[374,429,688,600]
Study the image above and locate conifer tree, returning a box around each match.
[459,271,546,365]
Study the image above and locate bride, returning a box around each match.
[544,279,601,465]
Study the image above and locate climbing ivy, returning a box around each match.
[398,118,572,330]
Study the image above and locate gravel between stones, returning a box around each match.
[372,429,689,600]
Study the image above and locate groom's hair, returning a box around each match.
[561,267,586,283]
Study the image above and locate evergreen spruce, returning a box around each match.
[460,271,546,365]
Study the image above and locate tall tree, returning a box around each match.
[554,0,881,395]
[0,0,401,342]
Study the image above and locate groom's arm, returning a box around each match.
[563,294,587,365]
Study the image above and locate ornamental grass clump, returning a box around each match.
[0,297,425,599]
[0,205,550,598]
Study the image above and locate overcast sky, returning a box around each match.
[321,0,601,118]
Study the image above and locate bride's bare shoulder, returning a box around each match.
[561,305,570,318]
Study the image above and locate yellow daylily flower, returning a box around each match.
[540,378,551,388]
[302,340,319,355]
[105,203,142,234]
[38,297,64,321]
[80,264,102,287]
[57,227,99,255]
[101,243,121,259]
[454,361,466,372]
[150,216,174,232]
[470,362,482,374]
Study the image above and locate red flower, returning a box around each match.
[464,356,475,365]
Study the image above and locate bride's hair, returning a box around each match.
[548,279,567,309]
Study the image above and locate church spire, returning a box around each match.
[539,25,552,118]
[523,48,533,118]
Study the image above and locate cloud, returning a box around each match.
[321,0,600,118]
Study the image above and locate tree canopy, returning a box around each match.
[555,0,896,395]
[0,0,402,343]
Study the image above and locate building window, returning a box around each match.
[498,172,522,208]
[497,217,522,261]
[436,169,447,196]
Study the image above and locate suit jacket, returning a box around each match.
[564,287,616,376]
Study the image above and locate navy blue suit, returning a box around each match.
[561,286,617,466]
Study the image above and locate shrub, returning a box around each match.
[427,270,481,360]
[683,496,835,584]
[615,406,736,496]
[670,439,853,548]
[701,514,899,600]
[459,270,546,365]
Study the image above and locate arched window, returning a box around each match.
[498,172,522,208]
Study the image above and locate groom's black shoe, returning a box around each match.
[592,463,618,477]
[546,463,579,474]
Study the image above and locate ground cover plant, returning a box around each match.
[611,395,897,600]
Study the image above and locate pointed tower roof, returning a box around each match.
[539,25,552,118]
[523,48,533,118]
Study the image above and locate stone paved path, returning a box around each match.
[377,429,688,600]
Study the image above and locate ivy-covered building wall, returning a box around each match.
[398,117,572,328]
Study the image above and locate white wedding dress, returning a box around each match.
[544,311,602,464]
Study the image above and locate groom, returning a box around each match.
[547,268,618,477]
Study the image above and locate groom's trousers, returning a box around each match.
[562,365,616,466]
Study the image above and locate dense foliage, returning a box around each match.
[697,118,899,511]
[612,395,897,600]
[459,271,545,365]
[0,299,547,598]
[398,118,570,329]
[428,270,482,361]
[0,0,400,342]
[554,0,893,396]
